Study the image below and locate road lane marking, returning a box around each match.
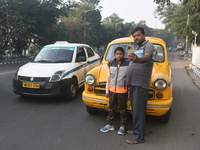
[0,71,16,75]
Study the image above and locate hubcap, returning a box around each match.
[70,84,76,97]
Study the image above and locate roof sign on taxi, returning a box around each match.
[41,47,74,51]
[54,41,69,45]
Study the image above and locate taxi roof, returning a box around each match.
[44,41,90,47]
[110,36,166,45]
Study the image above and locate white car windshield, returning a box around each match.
[33,47,74,63]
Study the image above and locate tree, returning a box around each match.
[154,0,171,5]
[0,0,63,54]
[102,13,124,24]
[60,0,103,48]
[80,0,100,6]
[58,16,84,43]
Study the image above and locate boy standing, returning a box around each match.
[100,47,129,135]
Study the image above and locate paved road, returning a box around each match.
[0,51,200,150]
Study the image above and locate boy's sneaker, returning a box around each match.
[100,125,115,133]
[118,126,125,135]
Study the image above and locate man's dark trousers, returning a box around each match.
[130,86,148,141]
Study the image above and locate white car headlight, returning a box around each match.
[49,70,64,82]
[85,74,95,85]
[13,70,19,80]
[154,78,167,91]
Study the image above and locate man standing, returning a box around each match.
[126,27,154,144]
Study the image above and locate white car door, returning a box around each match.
[85,46,100,71]
[75,46,87,86]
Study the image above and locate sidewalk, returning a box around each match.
[178,50,192,61]
[179,50,200,89]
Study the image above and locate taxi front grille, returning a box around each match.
[94,82,155,99]
[19,76,49,82]
[94,83,106,95]
[148,87,154,99]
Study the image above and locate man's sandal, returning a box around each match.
[126,138,144,144]
[127,130,134,135]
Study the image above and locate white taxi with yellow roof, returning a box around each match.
[13,41,101,100]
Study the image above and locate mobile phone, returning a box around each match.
[127,45,135,54]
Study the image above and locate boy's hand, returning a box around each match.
[107,60,114,68]
[106,93,109,98]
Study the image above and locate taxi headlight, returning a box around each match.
[13,70,19,80]
[49,70,64,82]
[154,78,167,91]
[85,74,95,85]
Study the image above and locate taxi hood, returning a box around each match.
[18,62,72,77]
[98,64,109,83]
[151,63,170,82]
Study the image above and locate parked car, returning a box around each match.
[177,43,184,51]
[13,41,101,100]
[82,37,173,123]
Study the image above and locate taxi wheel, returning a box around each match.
[86,105,98,114]
[66,79,77,101]
[159,108,171,123]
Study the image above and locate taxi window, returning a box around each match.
[76,47,86,61]
[33,47,74,63]
[85,47,94,58]
[153,44,165,62]
[105,42,137,61]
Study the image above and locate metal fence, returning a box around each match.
[0,54,34,65]
[0,50,105,65]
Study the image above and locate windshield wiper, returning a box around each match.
[53,60,71,63]
[34,60,53,63]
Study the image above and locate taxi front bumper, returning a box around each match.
[13,78,70,97]
[82,91,173,116]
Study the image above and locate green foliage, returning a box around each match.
[154,0,171,5]
[80,0,100,6]
[0,0,179,54]
[156,0,200,45]
[0,0,63,54]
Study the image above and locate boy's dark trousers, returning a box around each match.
[107,91,128,127]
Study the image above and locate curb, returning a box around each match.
[189,64,200,78]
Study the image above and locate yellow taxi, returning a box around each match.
[82,36,173,123]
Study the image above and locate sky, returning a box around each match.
[98,0,180,29]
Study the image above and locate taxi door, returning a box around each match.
[85,46,100,70]
[75,46,87,86]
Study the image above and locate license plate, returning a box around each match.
[22,82,40,89]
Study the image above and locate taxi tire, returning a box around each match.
[65,78,77,101]
[159,108,171,123]
[86,105,98,114]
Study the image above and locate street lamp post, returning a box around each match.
[84,9,96,44]
[186,14,189,50]
[5,0,12,53]
[192,30,198,46]
[115,22,121,38]
[153,11,157,29]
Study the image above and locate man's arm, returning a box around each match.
[128,52,151,63]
